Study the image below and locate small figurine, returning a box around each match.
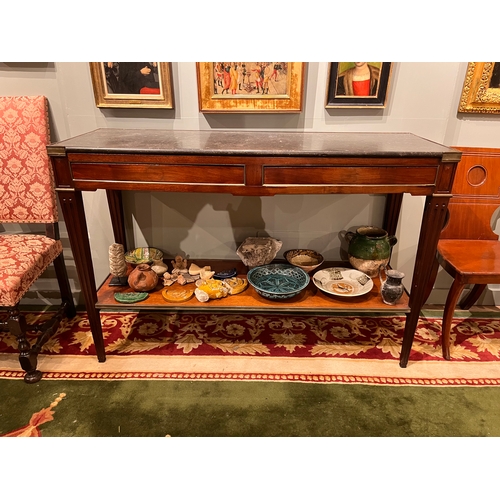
[171,255,188,272]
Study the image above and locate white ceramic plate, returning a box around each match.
[312,267,373,297]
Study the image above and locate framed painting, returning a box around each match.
[89,62,174,109]
[458,62,500,114]
[325,62,392,108]
[196,62,305,113]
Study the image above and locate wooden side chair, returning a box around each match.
[0,95,76,383]
[429,147,500,359]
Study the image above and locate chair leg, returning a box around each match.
[28,254,78,379]
[53,252,77,319]
[441,279,466,360]
[3,256,76,384]
[7,307,42,384]
[459,284,486,310]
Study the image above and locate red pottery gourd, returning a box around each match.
[127,263,158,292]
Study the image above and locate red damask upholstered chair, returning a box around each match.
[0,95,76,383]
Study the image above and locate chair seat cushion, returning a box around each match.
[438,239,500,281]
[0,234,63,307]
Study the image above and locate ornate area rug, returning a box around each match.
[0,392,66,437]
[1,311,500,386]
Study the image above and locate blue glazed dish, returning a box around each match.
[213,268,238,280]
[247,264,310,300]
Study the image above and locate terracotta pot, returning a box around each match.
[127,263,158,292]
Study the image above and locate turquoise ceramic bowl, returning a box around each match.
[247,264,310,300]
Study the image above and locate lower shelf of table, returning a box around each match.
[96,260,410,313]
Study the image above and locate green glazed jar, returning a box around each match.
[345,226,397,277]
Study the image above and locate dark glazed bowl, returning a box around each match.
[247,263,310,300]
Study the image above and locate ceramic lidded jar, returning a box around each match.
[345,226,397,277]
[127,263,159,292]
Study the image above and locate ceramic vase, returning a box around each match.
[345,226,397,277]
[127,263,159,292]
[379,265,405,305]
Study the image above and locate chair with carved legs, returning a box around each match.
[0,95,76,383]
[425,147,500,359]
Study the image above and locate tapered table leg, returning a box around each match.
[106,190,127,247]
[57,189,106,362]
[399,194,450,367]
[383,193,404,237]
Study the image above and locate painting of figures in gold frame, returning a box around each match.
[89,62,174,109]
[196,62,305,113]
[458,62,500,114]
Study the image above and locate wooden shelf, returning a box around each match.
[96,260,410,313]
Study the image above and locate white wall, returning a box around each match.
[1,62,499,306]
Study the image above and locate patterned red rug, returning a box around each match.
[1,311,500,385]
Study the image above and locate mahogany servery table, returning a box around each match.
[47,129,461,368]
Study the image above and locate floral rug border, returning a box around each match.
[2,311,500,386]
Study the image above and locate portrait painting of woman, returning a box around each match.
[335,62,381,97]
[326,62,392,108]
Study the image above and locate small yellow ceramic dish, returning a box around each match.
[197,279,229,299]
[223,277,248,295]
[161,288,194,303]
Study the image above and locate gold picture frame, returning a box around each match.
[89,62,174,109]
[458,62,500,114]
[196,62,305,113]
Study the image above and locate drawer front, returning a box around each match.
[263,165,438,187]
[70,162,245,187]
[69,154,245,189]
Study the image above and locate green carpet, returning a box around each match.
[1,377,500,437]
[2,377,498,499]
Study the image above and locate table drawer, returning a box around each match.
[71,162,246,186]
[263,165,438,187]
